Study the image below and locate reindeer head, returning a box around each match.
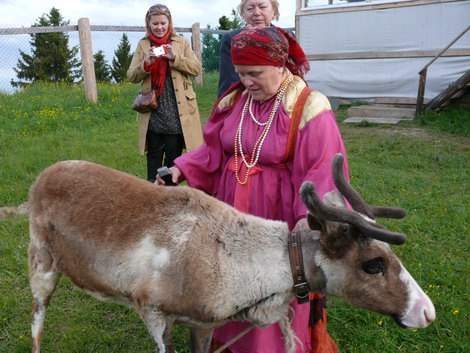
[300,154,435,329]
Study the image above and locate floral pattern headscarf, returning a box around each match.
[231,27,310,78]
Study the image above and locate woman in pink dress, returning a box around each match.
[158,27,346,353]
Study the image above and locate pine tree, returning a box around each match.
[201,24,222,72]
[11,7,81,88]
[219,9,244,30]
[201,10,243,73]
[111,33,133,83]
[94,50,111,83]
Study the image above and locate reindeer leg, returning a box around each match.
[136,305,175,353]
[29,243,61,353]
[190,327,213,353]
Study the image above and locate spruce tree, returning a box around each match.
[111,33,133,83]
[219,9,244,30]
[94,50,111,83]
[201,24,222,72]
[11,7,81,88]
[201,10,243,73]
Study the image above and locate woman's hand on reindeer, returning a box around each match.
[168,166,181,184]
[155,166,181,185]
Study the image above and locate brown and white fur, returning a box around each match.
[28,156,435,353]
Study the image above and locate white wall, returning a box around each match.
[297,0,470,99]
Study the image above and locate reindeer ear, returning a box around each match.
[307,213,322,230]
[321,222,355,259]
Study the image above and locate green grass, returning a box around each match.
[415,105,470,135]
[0,79,468,352]
[194,71,220,122]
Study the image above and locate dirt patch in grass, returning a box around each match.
[341,125,469,147]
[0,202,29,220]
[342,126,431,138]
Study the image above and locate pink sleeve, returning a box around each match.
[292,110,350,223]
[173,107,228,196]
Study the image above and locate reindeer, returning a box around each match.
[28,154,435,353]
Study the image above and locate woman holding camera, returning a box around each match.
[127,3,203,182]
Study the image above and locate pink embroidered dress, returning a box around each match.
[174,76,348,353]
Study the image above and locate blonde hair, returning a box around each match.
[238,0,280,22]
[145,4,175,36]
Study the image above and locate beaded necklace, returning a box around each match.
[234,71,293,185]
[248,97,268,126]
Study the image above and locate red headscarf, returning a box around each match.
[231,27,310,78]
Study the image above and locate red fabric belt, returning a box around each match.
[228,155,262,213]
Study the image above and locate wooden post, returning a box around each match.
[192,22,203,87]
[415,69,427,118]
[78,17,98,103]
[295,0,304,41]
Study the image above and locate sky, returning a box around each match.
[0,0,324,30]
[0,0,333,92]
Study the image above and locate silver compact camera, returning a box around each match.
[152,46,165,57]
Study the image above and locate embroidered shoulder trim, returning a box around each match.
[299,91,331,130]
[217,88,245,110]
[282,75,331,130]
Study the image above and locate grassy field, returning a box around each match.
[0,74,468,352]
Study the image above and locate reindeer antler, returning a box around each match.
[300,154,407,245]
[332,154,406,220]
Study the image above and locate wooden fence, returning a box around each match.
[0,19,231,102]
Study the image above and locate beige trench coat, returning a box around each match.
[127,35,203,155]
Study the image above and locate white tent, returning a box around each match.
[295,0,470,100]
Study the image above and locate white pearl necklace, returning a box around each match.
[234,71,293,185]
[249,97,268,126]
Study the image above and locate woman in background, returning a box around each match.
[218,0,281,97]
[127,4,203,182]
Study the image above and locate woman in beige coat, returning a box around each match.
[127,3,203,182]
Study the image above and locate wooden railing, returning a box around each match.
[77,19,206,103]
[0,20,230,102]
[415,24,470,117]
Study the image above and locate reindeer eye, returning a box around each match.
[362,258,386,275]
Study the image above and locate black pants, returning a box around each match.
[146,130,184,182]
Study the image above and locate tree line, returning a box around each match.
[201,9,243,72]
[12,8,132,87]
[12,7,243,88]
